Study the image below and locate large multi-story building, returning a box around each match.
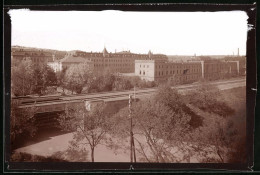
[135,60,202,84]
[11,47,67,67]
[135,59,240,83]
[12,48,53,66]
[48,48,168,73]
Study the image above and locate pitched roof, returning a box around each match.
[103,47,108,54]
[59,56,91,63]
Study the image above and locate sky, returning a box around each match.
[9,10,248,55]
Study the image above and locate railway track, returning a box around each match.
[16,78,245,109]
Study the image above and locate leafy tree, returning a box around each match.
[32,64,45,95]
[11,58,34,96]
[56,66,68,94]
[32,63,55,95]
[186,83,235,117]
[64,63,93,94]
[11,152,68,162]
[44,65,57,86]
[167,74,179,86]
[12,59,58,96]
[111,85,192,162]
[112,77,133,91]
[11,99,37,150]
[58,102,112,162]
[110,83,244,163]
[95,72,115,92]
[181,84,244,163]
[127,76,142,87]
[184,118,244,163]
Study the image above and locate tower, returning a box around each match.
[148,50,152,59]
[103,47,108,57]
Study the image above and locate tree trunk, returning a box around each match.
[91,147,95,162]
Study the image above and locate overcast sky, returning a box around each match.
[9,10,248,55]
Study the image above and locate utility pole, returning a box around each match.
[129,94,133,162]
[134,86,136,99]
[129,94,136,163]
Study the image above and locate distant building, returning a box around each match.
[12,49,53,66]
[135,59,202,83]
[48,48,168,73]
[47,55,93,72]
[135,59,240,83]
[11,47,67,66]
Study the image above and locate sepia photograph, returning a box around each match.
[4,3,257,171]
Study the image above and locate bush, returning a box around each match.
[186,84,235,117]
[10,152,68,162]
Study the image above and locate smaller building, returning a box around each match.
[48,55,93,72]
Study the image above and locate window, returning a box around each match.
[140,70,141,75]
[143,71,145,75]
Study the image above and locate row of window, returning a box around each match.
[156,64,201,69]
[77,54,155,58]
[168,75,200,80]
[139,64,150,68]
[138,63,202,70]
[20,57,47,63]
[95,68,132,73]
[93,59,133,62]
[139,70,146,75]
[94,63,133,67]
[155,69,202,76]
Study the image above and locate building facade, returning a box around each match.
[135,59,239,83]
[47,55,94,72]
[135,60,202,84]
[12,49,53,66]
[48,48,168,73]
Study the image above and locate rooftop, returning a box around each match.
[59,56,91,63]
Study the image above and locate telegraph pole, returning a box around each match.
[132,90,136,163]
[129,94,133,162]
[129,94,136,163]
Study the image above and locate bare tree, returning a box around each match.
[58,102,111,162]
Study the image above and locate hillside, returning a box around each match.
[12,46,68,60]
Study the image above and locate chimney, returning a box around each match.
[237,48,239,56]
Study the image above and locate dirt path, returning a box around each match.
[15,132,130,162]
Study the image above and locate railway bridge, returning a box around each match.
[14,78,246,128]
